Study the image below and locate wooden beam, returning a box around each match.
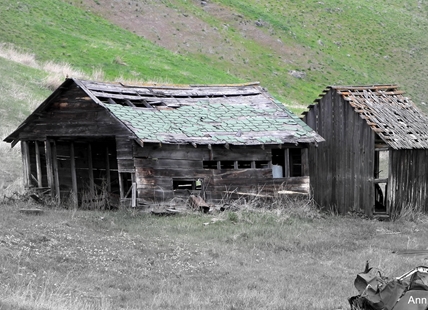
[124,99,136,107]
[21,141,31,188]
[35,141,43,188]
[52,141,60,203]
[45,140,54,192]
[70,142,78,207]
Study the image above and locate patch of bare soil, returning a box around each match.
[69,0,304,67]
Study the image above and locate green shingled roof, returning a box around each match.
[106,101,316,145]
[79,79,324,145]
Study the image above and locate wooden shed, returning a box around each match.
[303,85,428,217]
[4,78,323,207]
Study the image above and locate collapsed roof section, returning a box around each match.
[307,85,428,150]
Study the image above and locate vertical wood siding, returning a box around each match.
[388,150,428,215]
[305,89,375,215]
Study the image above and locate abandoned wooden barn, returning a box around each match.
[303,85,428,217]
[4,78,323,207]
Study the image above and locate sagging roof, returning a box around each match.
[309,85,428,150]
[4,78,323,146]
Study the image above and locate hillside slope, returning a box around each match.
[69,0,428,111]
[0,56,51,188]
[1,0,427,113]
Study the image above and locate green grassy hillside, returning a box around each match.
[0,0,240,84]
[0,56,51,188]
[1,0,427,113]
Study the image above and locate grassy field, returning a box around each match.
[0,198,427,310]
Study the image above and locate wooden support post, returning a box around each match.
[105,146,111,192]
[52,141,60,203]
[35,141,43,188]
[284,149,290,177]
[131,182,137,208]
[45,140,54,192]
[70,142,78,207]
[118,173,124,199]
[87,143,95,198]
[21,141,31,188]
[208,144,213,160]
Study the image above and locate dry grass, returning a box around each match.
[1,198,427,310]
[0,43,106,90]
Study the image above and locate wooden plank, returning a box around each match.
[45,140,54,192]
[21,141,31,188]
[52,141,60,202]
[363,121,375,216]
[133,143,272,161]
[35,141,43,188]
[118,159,135,172]
[85,82,262,98]
[134,158,204,170]
[336,92,345,213]
[116,138,134,159]
[70,142,78,207]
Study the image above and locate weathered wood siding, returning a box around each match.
[304,89,375,215]
[388,150,428,215]
[15,85,130,141]
[133,143,308,201]
[14,85,132,205]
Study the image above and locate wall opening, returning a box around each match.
[289,149,302,176]
[271,148,303,177]
[47,137,119,207]
[374,147,389,213]
[173,178,203,192]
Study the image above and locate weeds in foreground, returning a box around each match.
[1,200,427,310]
[390,203,428,223]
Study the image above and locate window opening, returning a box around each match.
[120,172,134,198]
[255,161,270,169]
[374,149,389,213]
[220,161,235,169]
[203,161,218,169]
[289,149,302,176]
[271,149,285,177]
[238,161,252,169]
